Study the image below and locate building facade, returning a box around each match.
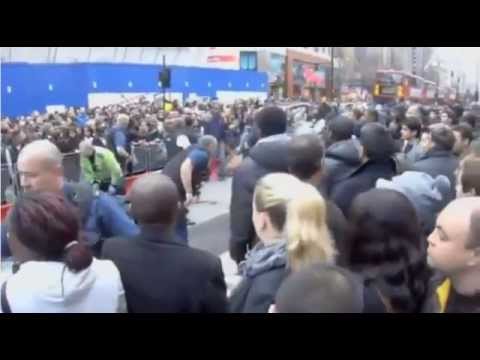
[1,47,332,115]
[1,47,271,117]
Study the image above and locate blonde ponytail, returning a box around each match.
[286,184,337,272]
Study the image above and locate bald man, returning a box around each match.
[101,173,228,313]
[1,140,138,259]
[425,197,480,313]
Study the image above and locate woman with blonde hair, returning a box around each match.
[229,173,336,313]
[286,184,337,272]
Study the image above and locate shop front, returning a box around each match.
[286,49,330,101]
[257,51,287,100]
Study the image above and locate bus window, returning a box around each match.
[376,73,403,85]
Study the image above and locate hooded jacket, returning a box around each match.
[229,134,291,264]
[413,148,459,203]
[1,258,126,313]
[323,139,362,195]
[80,146,123,186]
[376,171,451,235]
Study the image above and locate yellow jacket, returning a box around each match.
[436,278,452,313]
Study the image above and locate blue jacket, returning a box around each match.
[1,183,139,259]
[75,113,88,128]
[204,113,226,142]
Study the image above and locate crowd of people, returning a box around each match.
[1,96,263,180]
[1,94,480,313]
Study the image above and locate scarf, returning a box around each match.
[239,240,287,278]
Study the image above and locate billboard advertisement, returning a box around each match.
[207,48,239,70]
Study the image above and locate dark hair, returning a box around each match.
[366,109,378,123]
[452,122,474,144]
[275,263,364,313]
[461,113,477,129]
[329,116,354,142]
[288,135,324,180]
[430,125,456,151]
[360,123,395,160]
[348,189,430,313]
[461,158,480,195]
[8,192,92,272]
[254,106,287,138]
[403,117,422,139]
[185,116,194,127]
[353,109,363,121]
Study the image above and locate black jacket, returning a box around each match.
[163,131,184,162]
[330,158,397,216]
[229,135,290,264]
[162,145,209,201]
[413,148,459,204]
[229,267,287,313]
[323,139,362,196]
[325,200,350,267]
[102,226,228,313]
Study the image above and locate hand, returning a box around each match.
[184,193,194,207]
[108,185,116,195]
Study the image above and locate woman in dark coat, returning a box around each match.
[347,188,431,313]
[229,174,337,313]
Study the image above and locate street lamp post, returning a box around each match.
[330,47,335,101]
[476,60,479,102]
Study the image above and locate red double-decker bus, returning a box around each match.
[373,70,434,104]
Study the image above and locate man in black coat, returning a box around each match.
[413,124,459,204]
[330,123,398,216]
[287,134,350,266]
[229,107,290,264]
[323,116,361,195]
[102,173,228,313]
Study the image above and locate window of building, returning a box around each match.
[240,51,257,71]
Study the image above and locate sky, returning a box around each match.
[435,47,480,88]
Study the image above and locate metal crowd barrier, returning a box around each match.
[130,142,168,175]
[62,152,81,182]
